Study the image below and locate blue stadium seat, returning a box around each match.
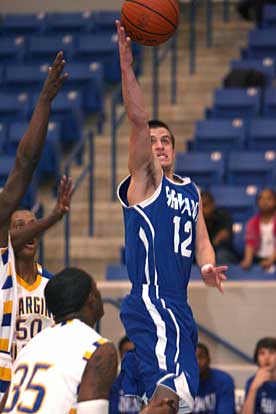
[105,264,129,280]
[0,37,26,63]
[7,121,61,183]
[27,35,75,64]
[248,29,276,60]
[194,119,245,151]
[230,58,274,86]
[31,91,83,146]
[227,151,276,186]
[4,63,48,93]
[263,88,276,117]
[46,12,94,34]
[263,4,276,28]
[0,92,29,123]
[0,66,4,87]
[0,124,8,153]
[211,88,261,119]
[1,13,46,35]
[0,155,37,209]
[248,119,276,150]
[75,33,120,82]
[232,222,246,258]
[92,10,120,33]
[63,62,104,114]
[209,185,258,222]
[174,152,225,188]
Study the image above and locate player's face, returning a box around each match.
[196,347,210,376]
[10,210,39,258]
[150,127,175,171]
[258,189,276,214]
[257,347,276,372]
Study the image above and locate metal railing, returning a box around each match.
[97,296,252,363]
[64,130,94,267]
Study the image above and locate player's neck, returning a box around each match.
[16,259,37,284]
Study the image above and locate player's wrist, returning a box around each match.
[201,263,214,273]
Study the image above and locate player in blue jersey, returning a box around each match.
[116,21,228,414]
[242,337,276,414]
[192,343,235,414]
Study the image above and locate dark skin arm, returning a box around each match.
[10,176,74,252]
[0,51,68,246]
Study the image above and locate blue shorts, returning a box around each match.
[120,286,198,413]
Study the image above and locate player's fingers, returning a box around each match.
[214,265,228,272]
[52,51,63,69]
[216,275,224,294]
[218,272,227,281]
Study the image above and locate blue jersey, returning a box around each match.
[118,174,199,291]
[117,174,200,413]
[245,376,276,414]
[192,368,235,414]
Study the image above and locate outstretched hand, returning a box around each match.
[41,51,68,102]
[53,175,74,219]
[201,264,228,293]
[116,20,134,69]
[140,398,177,414]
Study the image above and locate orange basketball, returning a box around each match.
[121,0,180,46]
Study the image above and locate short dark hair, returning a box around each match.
[197,342,210,358]
[45,267,93,319]
[254,337,276,364]
[118,336,131,354]
[257,188,276,202]
[148,119,175,149]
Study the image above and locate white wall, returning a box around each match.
[0,0,123,13]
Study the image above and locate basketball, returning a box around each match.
[121,0,180,46]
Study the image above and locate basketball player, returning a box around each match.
[116,21,228,414]
[2,268,177,414]
[0,51,68,401]
[9,175,74,361]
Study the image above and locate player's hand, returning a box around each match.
[52,175,74,219]
[116,20,134,69]
[201,264,228,293]
[40,51,68,102]
[140,398,177,414]
[251,367,272,390]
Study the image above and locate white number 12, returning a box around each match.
[173,216,192,257]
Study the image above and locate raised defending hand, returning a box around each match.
[116,20,134,69]
[201,264,228,294]
[40,51,68,102]
[141,398,177,414]
[52,175,74,220]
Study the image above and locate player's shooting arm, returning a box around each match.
[195,202,216,269]
[0,52,68,246]
[10,176,74,252]
[116,21,153,176]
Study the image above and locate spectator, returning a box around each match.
[240,188,276,270]
[241,337,276,414]
[201,191,238,264]
[109,336,140,414]
[192,343,235,414]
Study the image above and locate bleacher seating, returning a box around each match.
[0,37,26,63]
[263,88,276,116]
[194,119,245,151]
[0,92,29,123]
[248,29,276,60]
[0,13,46,36]
[0,124,8,153]
[45,12,94,34]
[209,185,258,222]
[263,4,276,28]
[28,35,75,64]
[248,119,276,150]
[208,88,261,119]
[227,151,276,186]
[175,152,225,188]
[230,58,274,86]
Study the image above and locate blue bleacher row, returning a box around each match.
[0,11,142,210]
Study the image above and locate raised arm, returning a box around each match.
[195,199,227,293]
[0,51,68,245]
[116,21,162,204]
[10,176,74,252]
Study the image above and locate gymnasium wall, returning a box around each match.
[0,0,123,13]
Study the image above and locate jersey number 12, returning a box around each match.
[173,216,192,257]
